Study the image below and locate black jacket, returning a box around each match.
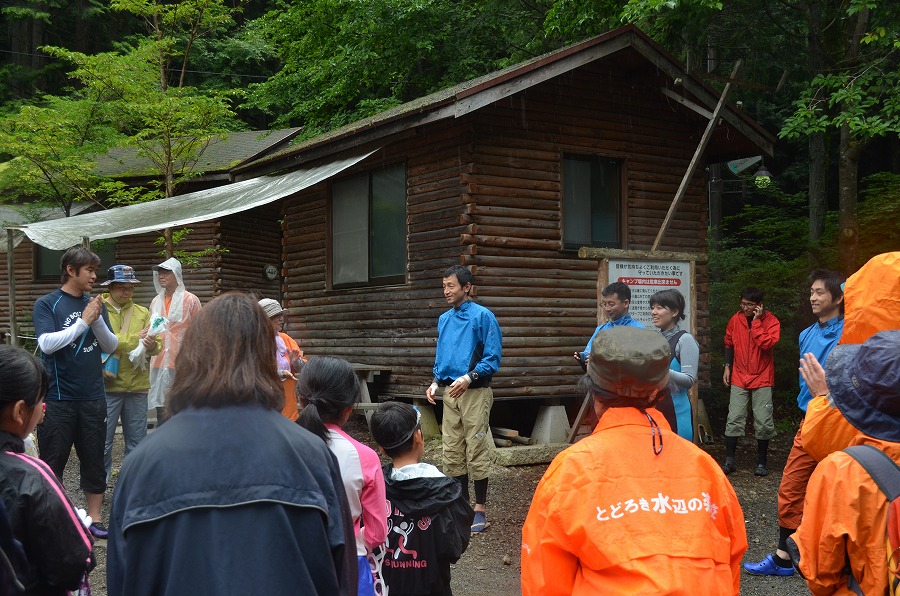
[107,405,357,596]
[0,431,94,595]
[373,465,474,596]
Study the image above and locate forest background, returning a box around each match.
[1,0,898,423]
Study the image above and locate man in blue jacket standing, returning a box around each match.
[574,281,644,367]
[426,265,502,533]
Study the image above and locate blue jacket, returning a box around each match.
[581,315,645,358]
[433,300,502,384]
[107,405,357,596]
[797,316,844,411]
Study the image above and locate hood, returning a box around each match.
[840,251,900,344]
[151,257,187,322]
[383,465,464,516]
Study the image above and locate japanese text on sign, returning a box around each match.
[607,259,692,327]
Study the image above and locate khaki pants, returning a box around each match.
[440,386,493,479]
[725,385,776,440]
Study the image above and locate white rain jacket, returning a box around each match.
[147,258,202,409]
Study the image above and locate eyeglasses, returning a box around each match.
[740,301,759,309]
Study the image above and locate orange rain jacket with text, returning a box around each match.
[521,407,747,596]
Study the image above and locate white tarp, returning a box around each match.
[18,150,376,250]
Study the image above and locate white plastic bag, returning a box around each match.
[129,315,169,369]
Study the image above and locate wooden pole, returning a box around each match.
[651,60,742,251]
[6,229,17,346]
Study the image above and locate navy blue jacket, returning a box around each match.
[107,405,356,596]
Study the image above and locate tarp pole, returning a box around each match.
[6,229,17,346]
[652,60,742,251]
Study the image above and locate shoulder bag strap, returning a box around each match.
[844,444,900,500]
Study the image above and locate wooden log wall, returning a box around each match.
[277,61,722,402]
[463,61,711,396]
[281,121,468,394]
[217,204,282,298]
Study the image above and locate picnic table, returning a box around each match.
[350,363,392,424]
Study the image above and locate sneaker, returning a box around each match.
[722,461,735,475]
[754,464,769,476]
[743,554,795,576]
[89,523,109,539]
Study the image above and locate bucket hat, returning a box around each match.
[258,298,286,318]
[588,326,671,399]
[829,330,900,442]
[100,265,140,286]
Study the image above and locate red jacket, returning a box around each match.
[724,310,780,389]
[521,407,747,595]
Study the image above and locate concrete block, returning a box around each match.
[490,444,569,467]
[411,398,441,440]
[531,405,570,444]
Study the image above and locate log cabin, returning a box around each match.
[3,25,774,433]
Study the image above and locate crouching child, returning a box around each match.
[370,402,475,596]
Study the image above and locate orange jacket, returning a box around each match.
[724,310,780,389]
[790,437,900,596]
[801,395,861,462]
[278,332,305,422]
[521,407,747,595]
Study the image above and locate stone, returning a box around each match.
[490,444,569,467]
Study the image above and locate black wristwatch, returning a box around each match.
[469,370,480,382]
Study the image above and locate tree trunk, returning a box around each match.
[837,123,866,273]
[805,0,826,265]
[163,227,174,258]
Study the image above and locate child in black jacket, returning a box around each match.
[370,402,474,596]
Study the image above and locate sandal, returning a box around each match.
[471,511,489,533]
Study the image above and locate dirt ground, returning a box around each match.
[65,415,808,595]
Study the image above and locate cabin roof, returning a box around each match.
[236,25,774,177]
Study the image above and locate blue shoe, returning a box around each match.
[743,554,795,576]
[89,523,109,539]
[471,511,488,533]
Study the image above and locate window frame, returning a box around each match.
[33,241,117,282]
[560,153,625,251]
[328,163,408,290]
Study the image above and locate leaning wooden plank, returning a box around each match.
[491,427,520,439]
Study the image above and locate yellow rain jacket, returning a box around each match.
[101,294,161,393]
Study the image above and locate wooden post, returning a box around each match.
[652,60,742,251]
[6,229,17,346]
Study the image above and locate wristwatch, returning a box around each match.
[469,370,480,382]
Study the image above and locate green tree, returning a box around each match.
[0,94,121,215]
[245,0,545,131]
[780,0,900,272]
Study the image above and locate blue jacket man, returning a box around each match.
[426,265,501,534]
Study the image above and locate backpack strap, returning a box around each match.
[844,445,900,501]
[666,330,687,363]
